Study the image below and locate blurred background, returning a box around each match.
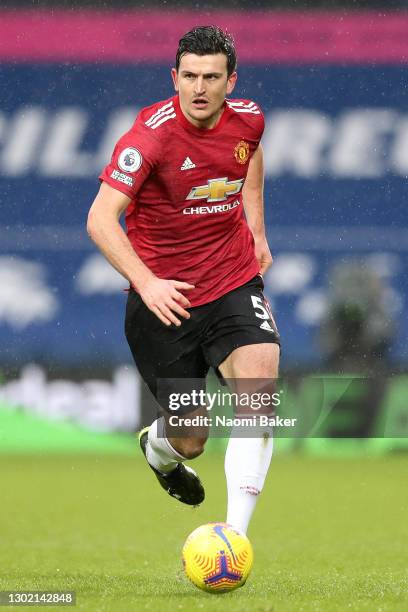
[0,1,407,449]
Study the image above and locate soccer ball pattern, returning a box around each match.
[182,522,253,593]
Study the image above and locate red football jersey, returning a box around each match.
[99,95,264,306]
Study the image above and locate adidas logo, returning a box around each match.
[260,321,273,332]
[181,157,196,171]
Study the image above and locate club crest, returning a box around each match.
[234,140,249,165]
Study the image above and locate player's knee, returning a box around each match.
[228,361,275,380]
[226,343,280,379]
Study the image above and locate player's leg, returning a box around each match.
[125,288,208,505]
[165,405,209,459]
[144,403,209,472]
[202,274,280,532]
[138,403,209,505]
[219,343,279,534]
[138,380,209,506]
[138,410,207,506]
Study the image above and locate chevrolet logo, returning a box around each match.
[186,177,244,203]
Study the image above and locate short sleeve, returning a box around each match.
[229,98,265,147]
[99,117,160,199]
[251,102,265,144]
[258,108,265,142]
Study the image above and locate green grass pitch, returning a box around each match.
[0,450,407,611]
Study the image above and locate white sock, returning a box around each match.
[224,424,273,534]
[146,417,187,474]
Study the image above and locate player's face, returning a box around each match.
[172,53,237,129]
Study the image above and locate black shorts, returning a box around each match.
[125,274,280,414]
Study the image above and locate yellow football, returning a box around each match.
[182,522,254,593]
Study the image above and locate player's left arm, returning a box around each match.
[242,143,273,276]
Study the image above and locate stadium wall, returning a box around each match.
[1,10,407,374]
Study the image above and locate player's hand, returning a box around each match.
[254,235,273,276]
[139,277,195,327]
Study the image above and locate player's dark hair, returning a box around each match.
[176,26,237,77]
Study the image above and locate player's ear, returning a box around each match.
[171,68,179,92]
[226,71,237,95]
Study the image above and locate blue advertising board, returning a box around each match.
[1,19,407,370]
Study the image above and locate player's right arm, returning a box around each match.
[87,181,193,327]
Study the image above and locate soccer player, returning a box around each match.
[88,26,280,534]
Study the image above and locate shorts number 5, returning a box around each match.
[251,295,270,320]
